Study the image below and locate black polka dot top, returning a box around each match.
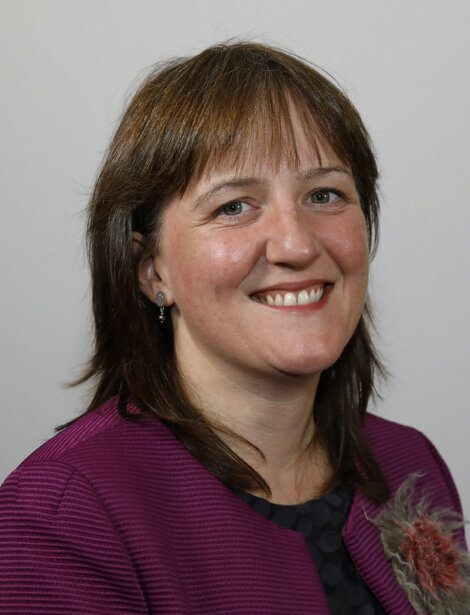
[236,486,387,615]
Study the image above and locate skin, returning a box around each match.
[136,112,369,504]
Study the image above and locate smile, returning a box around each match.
[251,284,330,307]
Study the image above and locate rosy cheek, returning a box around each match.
[204,236,258,292]
[167,228,256,297]
[323,214,369,271]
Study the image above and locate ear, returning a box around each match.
[132,232,173,305]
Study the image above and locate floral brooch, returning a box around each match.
[371,473,470,614]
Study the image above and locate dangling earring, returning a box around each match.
[155,291,166,324]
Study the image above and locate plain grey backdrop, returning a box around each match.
[1,1,469,527]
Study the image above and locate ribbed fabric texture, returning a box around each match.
[0,397,466,614]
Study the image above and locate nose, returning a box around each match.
[264,207,321,267]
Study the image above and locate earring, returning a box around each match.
[155,291,166,324]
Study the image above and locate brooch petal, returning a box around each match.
[371,473,470,614]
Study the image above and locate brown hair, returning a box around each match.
[71,40,389,504]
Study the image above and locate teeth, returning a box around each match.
[310,288,323,302]
[262,286,325,307]
[283,292,297,306]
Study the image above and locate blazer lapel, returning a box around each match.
[342,488,418,615]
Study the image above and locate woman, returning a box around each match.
[0,41,468,614]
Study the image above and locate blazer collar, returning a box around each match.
[342,487,418,615]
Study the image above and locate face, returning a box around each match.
[142,117,369,383]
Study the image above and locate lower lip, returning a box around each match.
[251,285,333,312]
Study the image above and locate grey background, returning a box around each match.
[1,0,469,528]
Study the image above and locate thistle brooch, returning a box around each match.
[371,473,470,614]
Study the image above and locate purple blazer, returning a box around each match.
[0,397,466,614]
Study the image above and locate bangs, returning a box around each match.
[187,83,328,185]
[147,46,345,195]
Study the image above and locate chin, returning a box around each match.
[270,349,342,378]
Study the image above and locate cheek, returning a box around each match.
[323,212,369,277]
[165,227,257,299]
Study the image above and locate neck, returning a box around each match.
[175,335,330,504]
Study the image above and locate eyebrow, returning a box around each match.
[191,166,353,210]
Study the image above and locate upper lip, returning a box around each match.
[250,279,333,295]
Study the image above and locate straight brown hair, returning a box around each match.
[69,40,389,504]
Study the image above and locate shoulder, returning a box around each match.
[11,395,176,468]
[363,411,436,462]
[0,396,182,506]
[19,396,147,464]
[363,412,452,478]
[363,412,463,518]
[0,397,152,611]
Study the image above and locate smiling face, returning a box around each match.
[140,118,369,385]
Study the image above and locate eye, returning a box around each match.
[306,189,342,206]
[217,200,250,217]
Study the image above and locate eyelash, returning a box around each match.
[217,200,251,217]
[216,188,345,218]
[306,188,344,205]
